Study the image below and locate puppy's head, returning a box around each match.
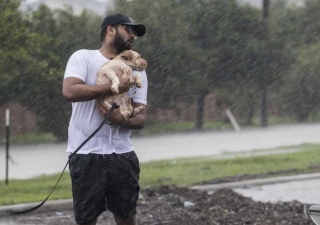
[116,50,147,71]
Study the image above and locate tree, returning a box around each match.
[0,0,31,105]
[185,0,278,129]
[111,0,195,110]
[21,5,103,140]
[296,0,320,45]
[279,42,320,122]
[112,0,272,130]
[270,0,320,122]
[0,2,104,140]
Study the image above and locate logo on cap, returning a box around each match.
[129,17,134,23]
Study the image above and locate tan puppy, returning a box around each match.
[96,50,147,120]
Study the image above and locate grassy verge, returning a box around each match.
[140,144,320,187]
[140,121,234,136]
[1,144,320,205]
[0,133,57,146]
[138,116,307,136]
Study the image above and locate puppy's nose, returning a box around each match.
[142,60,147,67]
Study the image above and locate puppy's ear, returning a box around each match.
[121,50,133,61]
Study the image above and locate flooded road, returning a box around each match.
[1,123,320,180]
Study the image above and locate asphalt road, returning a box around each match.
[1,123,320,180]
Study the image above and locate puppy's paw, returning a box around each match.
[132,105,145,117]
[133,73,142,88]
[111,84,119,94]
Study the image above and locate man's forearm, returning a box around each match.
[118,113,146,129]
[63,77,112,102]
[64,84,113,102]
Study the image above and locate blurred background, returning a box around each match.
[1,0,320,143]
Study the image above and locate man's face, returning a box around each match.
[114,25,136,54]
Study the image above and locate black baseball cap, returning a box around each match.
[101,13,146,37]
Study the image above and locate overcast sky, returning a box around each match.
[19,0,304,15]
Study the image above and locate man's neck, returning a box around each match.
[99,45,117,60]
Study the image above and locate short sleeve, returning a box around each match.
[131,70,148,105]
[64,50,88,82]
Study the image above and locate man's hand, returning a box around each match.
[97,100,146,129]
[97,100,125,125]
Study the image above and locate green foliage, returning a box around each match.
[269,0,320,122]
[0,133,56,145]
[0,3,103,140]
[141,120,232,136]
[140,144,320,186]
[111,0,196,109]
[0,173,71,205]
[0,0,30,104]
[20,5,102,140]
[279,42,320,121]
[297,0,320,44]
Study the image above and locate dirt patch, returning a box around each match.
[4,186,314,225]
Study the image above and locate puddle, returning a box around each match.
[234,178,320,204]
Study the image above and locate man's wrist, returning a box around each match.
[117,117,129,126]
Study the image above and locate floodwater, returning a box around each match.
[1,123,320,180]
[234,177,320,205]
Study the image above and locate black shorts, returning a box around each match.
[68,152,140,224]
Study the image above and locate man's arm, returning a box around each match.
[118,102,146,129]
[63,77,131,102]
[97,101,146,129]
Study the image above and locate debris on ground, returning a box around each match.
[2,186,314,225]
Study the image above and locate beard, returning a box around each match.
[114,30,134,54]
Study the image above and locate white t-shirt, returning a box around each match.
[64,49,148,154]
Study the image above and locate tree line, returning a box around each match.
[1,0,320,140]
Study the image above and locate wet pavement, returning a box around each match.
[234,177,320,205]
[191,173,320,205]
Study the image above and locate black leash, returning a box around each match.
[11,103,119,215]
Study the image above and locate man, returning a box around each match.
[62,13,147,225]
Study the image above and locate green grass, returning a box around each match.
[140,121,233,136]
[140,144,320,186]
[0,174,71,205]
[139,116,302,136]
[1,144,320,205]
[0,133,57,146]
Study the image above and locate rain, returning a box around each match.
[1,0,320,224]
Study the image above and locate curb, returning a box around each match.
[0,199,73,217]
[190,172,320,191]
